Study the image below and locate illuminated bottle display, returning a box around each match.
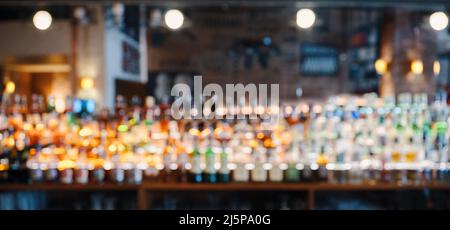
[0,92,447,185]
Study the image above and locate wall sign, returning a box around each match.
[300,43,338,76]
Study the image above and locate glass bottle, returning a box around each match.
[285,137,301,182]
[204,128,217,183]
[188,134,202,183]
[251,145,267,182]
[232,139,250,182]
[215,124,231,183]
[316,145,329,182]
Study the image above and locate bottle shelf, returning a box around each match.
[141,182,450,191]
[0,183,139,191]
[1,182,449,191]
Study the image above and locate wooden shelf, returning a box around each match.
[1,182,449,191]
[141,182,449,191]
[142,182,312,191]
[310,182,450,191]
[0,183,138,191]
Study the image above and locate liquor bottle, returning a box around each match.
[159,96,170,133]
[268,149,284,182]
[19,95,28,117]
[10,95,23,130]
[315,145,328,182]
[285,137,301,182]
[0,131,12,183]
[161,138,175,182]
[204,128,217,183]
[109,154,125,184]
[233,139,250,182]
[213,126,230,183]
[115,95,128,121]
[218,148,230,183]
[29,95,41,126]
[176,140,188,183]
[46,95,56,113]
[38,95,45,115]
[130,95,142,125]
[27,148,44,183]
[74,148,89,184]
[376,117,391,183]
[405,136,418,163]
[8,130,30,183]
[30,94,40,114]
[91,157,106,184]
[251,144,267,182]
[143,145,161,182]
[213,122,232,183]
[301,139,314,182]
[391,137,402,163]
[144,96,157,126]
[125,152,143,185]
[435,118,449,182]
[188,133,202,183]
[44,149,59,183]
[0,157,8,183]
[58,158,75,184]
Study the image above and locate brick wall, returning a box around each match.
[148,7,448,101]
[148,7,348,101]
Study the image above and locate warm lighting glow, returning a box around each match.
[434,60,441,76]
[429,11,449,31]
[4,80,15,94]
[80,77,94,89]
[312,105,322,114]
[108,144,117,153]
[164,9,184,30]
[33,10,52,30]
[375,59,388,75]
[117,143,125,152]
[301,104,309,113]
[58,159,76,170]
[79,127,93,137]
[411,60,424,75]
[296,9,316,29]
[284,105,293,115]
[55,98,66,113]
[201,128,211,137]
[189,128,200,136]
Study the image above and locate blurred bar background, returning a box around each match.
[0,0,450,210]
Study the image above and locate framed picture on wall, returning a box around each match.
[122,41,140,75]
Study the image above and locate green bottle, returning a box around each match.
[218,148,230,183]
[204,135,217,183]
[285,143,300,182]
[188,137,202,183]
